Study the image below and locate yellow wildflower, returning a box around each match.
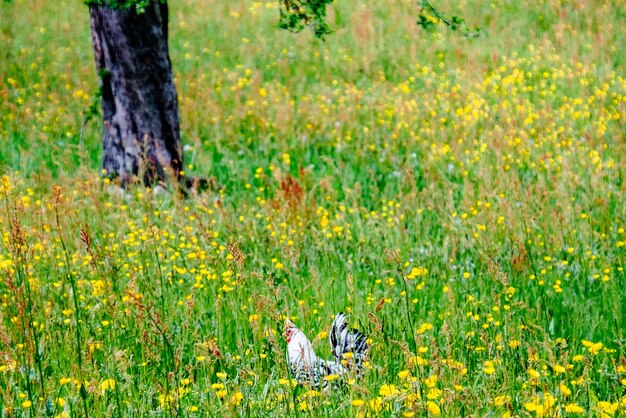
[427,401,441,415]
[229,391,243,406]
[379,384,399,397]
[100,378,116,392]
[564,403,585,414]
[483,361,496,375]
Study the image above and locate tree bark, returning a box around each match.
[89,1,183,187]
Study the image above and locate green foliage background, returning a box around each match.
[0,0,625,416]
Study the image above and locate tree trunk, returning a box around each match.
[89,1,183,187]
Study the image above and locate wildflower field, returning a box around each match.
[1,0,625,416]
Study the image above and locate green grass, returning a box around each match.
[0,0,625,416]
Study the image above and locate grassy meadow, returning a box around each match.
[1,0,626,416]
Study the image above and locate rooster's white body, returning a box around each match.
[285,313,368,387]
[286,325,318,367]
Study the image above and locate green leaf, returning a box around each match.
[278,0,334,39]
[417,14,434,31]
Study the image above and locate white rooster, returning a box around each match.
[284,312,368,387]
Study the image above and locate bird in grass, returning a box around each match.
[284,312,368,388]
